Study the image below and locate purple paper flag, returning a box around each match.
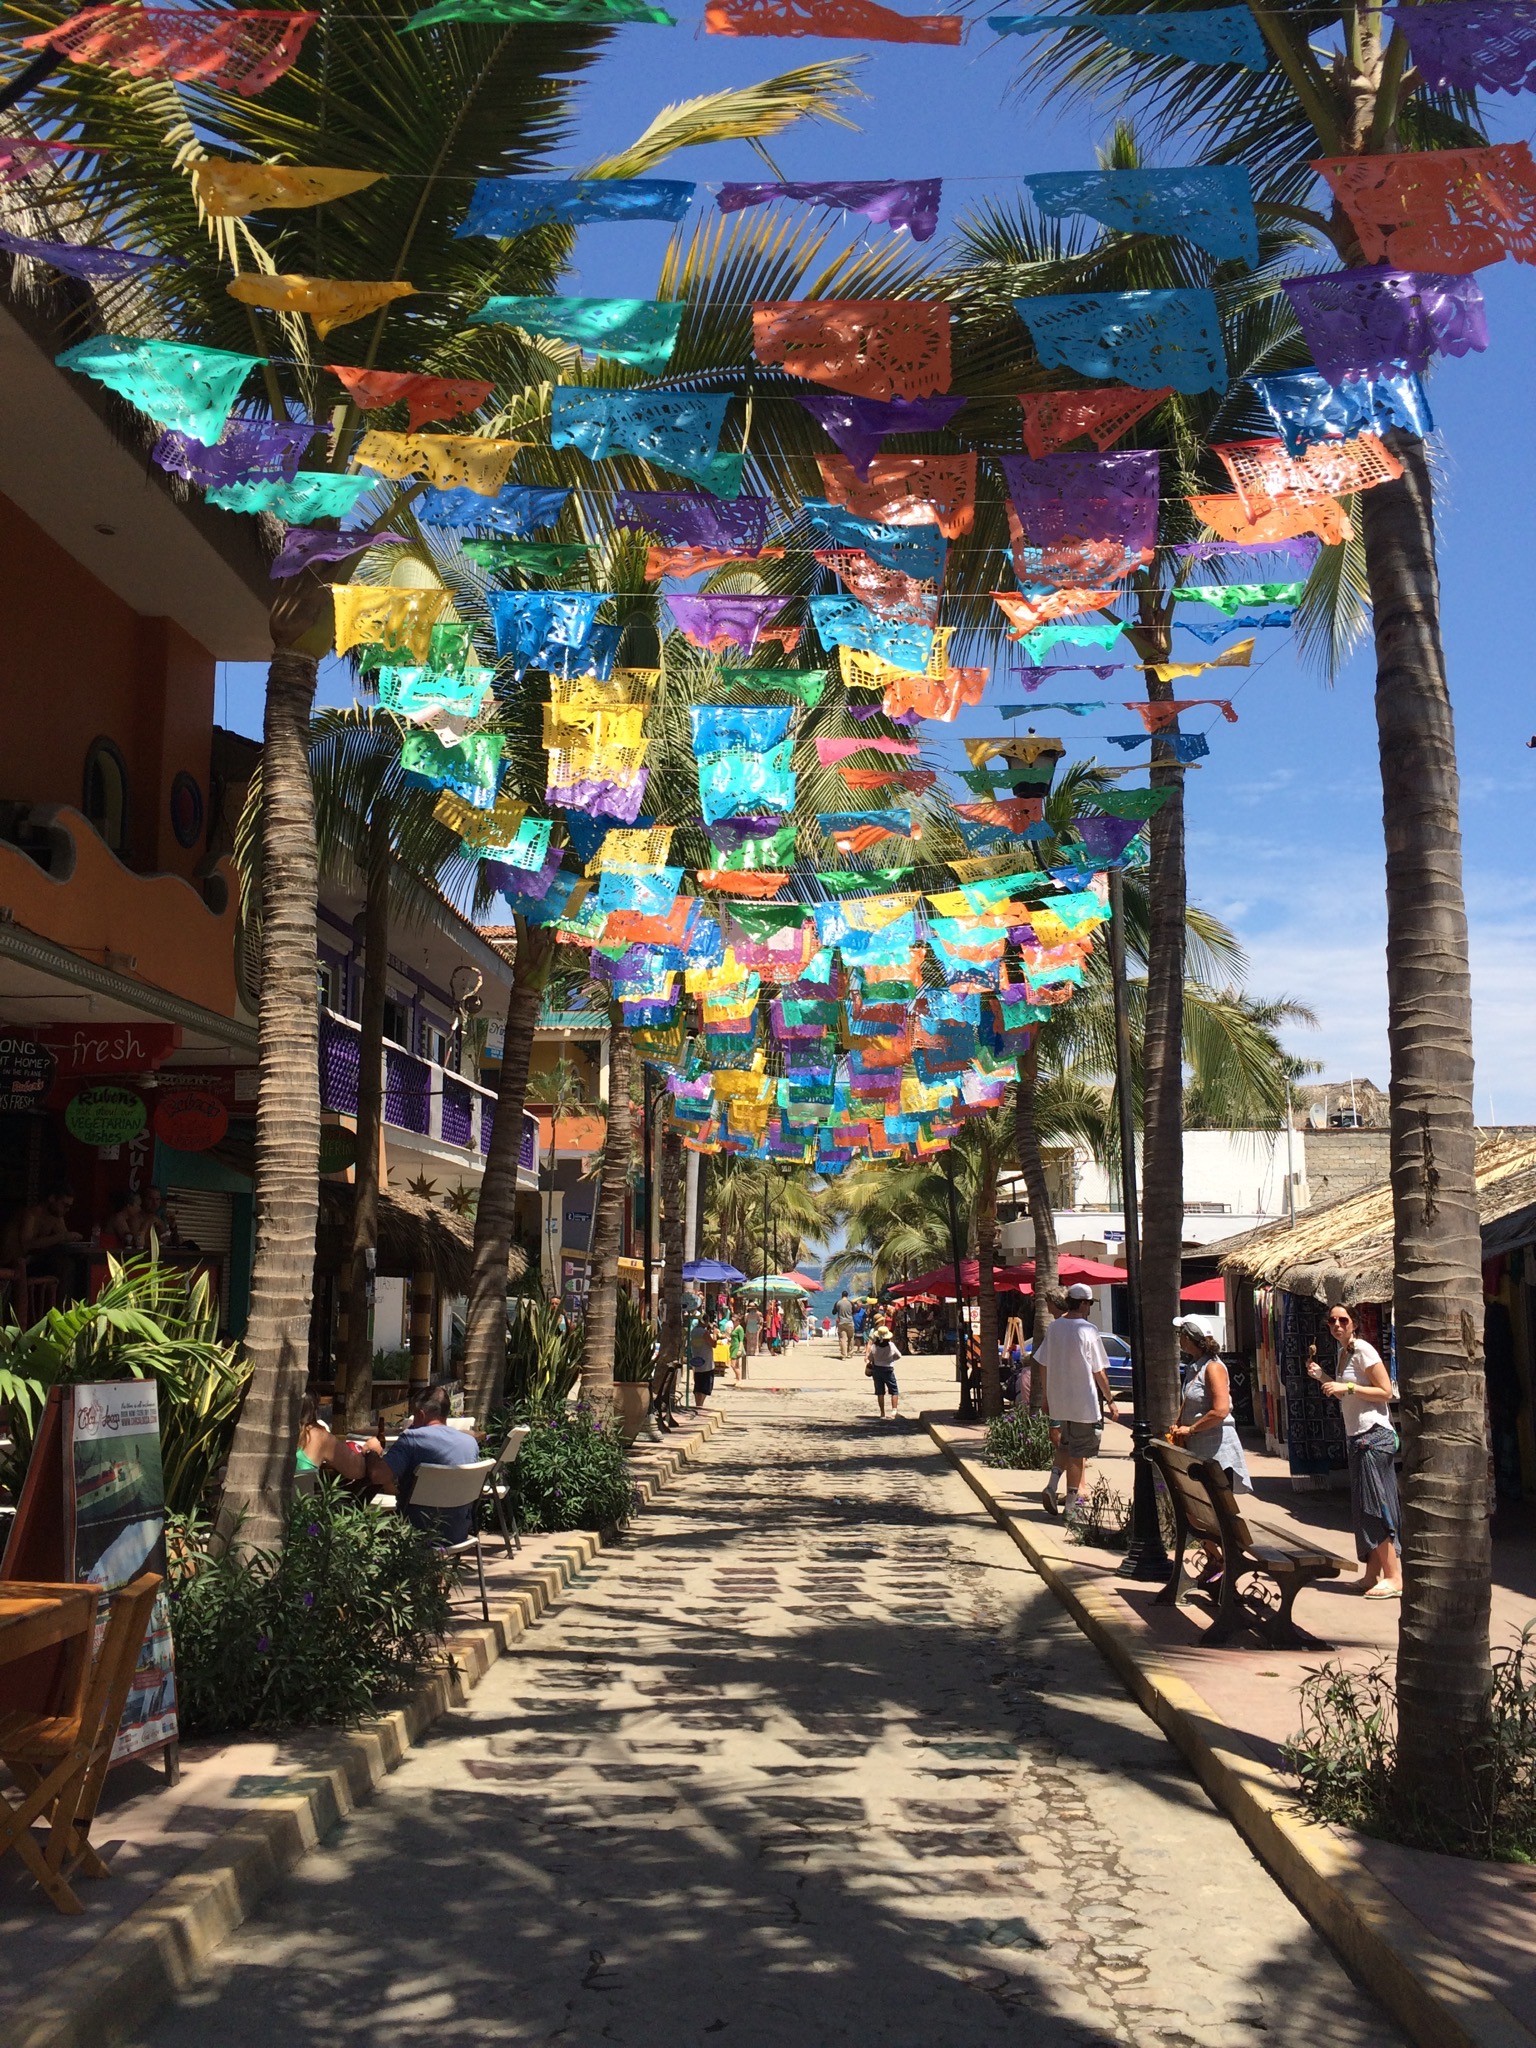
[796,392,968,480]
[847,702,923,724]
[706,814,783,850]
[1390,2,1536,93]
[154,416,317,488]
[1072,815,1145,864]
[486,845,565,901]
[552,773,651,823]
[0,226,185,280]
[998,449,1160,552]
[1175,536,1321,567]
[270,527,408,579]
[1282,265,1488,383]
[668,593,788,651]
[717,178,943,242]
[613,489,771,553]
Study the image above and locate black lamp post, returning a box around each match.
[1109,867,1171,1581]
[641,1064,655,1321]
[943,1147,975,1423]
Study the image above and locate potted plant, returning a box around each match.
[611,1290,657,1441]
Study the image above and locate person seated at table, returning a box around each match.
[103,1184,179,1253]
[296,1393,381,1482]
[355,1381,483,1542]
[1,1188,82,1274]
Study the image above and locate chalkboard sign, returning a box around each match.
[65,1084,147,1145]
[0,1032,56,1114]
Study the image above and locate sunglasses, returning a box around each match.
[1326,1314,1352,1327]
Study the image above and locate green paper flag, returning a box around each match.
[720,668,829,708]
[469,295,685,373]
[1170,580,1307,613]
[408,0,672,24]
[714,825,797,871]
[463,538,592,577]
[1083,788,1171,820]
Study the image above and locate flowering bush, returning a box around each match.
[167,1486,457,1733]
[506,1408,635,1534]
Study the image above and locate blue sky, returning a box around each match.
[217,33,1536,1117]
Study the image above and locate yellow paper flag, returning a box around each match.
[193,159,382,218]
[227,273,414,341]
[353,428,522,498]
[332,585,447,663]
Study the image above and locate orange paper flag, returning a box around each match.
[1186,492,1352,547]
[753,300,951,401]
[1019,385,1171,459]
[1214,433,1402,517]
[992,588,1117,636]
[330,366,493,431]
[706,0,961,41]
[818,453,976,537]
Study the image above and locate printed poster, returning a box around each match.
[67,1381,179,1763]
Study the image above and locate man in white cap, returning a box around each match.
[1035,1282,1119,1517]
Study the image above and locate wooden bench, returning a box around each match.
[1147,1441,1342,1647]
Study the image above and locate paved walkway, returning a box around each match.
[128,1349,1404,2048]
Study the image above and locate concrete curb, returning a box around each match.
[925,1416,1536,2048]
[3,1409,726,2048]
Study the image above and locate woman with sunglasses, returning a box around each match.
[1307,1306,1403,1600]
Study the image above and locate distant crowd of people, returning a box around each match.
[685,1290,802,1413]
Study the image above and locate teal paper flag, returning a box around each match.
[205,470,377,521]
[469,296,685,373]
[56,336,260,443]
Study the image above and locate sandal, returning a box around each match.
[1363,1585,1402,1601]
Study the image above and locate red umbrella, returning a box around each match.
[884,1255,1128,1301]
[1180,1276,1225,1303]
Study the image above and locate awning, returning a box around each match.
[885,1253,1126,1301]
[1180,1276,1226,1303]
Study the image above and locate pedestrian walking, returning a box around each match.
[689,1313,716,1414]
[1307,1307,1403,1599]
[730,1311,747,1382]
[1036,1283,1120,1516]
[714,1308,738,1383]
[864,1320,902,1419]
[744,1301,763,1358]
[835,1291,855,1357]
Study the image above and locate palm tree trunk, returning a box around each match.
[1363,432,1490,1823]
[1014,1044,1059,1411]
[216,647,322,1554]
[659,1113,685,1378]
[1139,642,1186,1438]
[339,799,390,1429]
[463,919,552,1423]
[975,1142,1003,1419]
[581,1021,633,1418]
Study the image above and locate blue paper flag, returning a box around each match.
[551,387,741,496]
[699,744,797,826]
[458,177,695,240]
[1105,732,1212,761]
[488,589,605,673]
[1014,288,1227,393]
[810,596,935,672]
[1180,612,1293,640]
[690,704,797,755]
[417,481,571,532]
[804,500,948,580]
[1024,166,1257,265]
[990,9,1267,69]
[1247,368,1434,458]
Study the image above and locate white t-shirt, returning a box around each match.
[1037,1314,1111,1424]
[1336,1338,1393,1438]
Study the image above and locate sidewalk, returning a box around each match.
[0,1407,724,2048]
[927,1411,1536,2048]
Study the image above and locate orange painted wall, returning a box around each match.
[0,493,216,882]
[0,809,241,1017]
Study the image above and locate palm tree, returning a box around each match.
[703,1160,825,1278]
[580,1019,632,1415]
[939,129,1343,1435]
[992,0,1493,1834]
[8,2,866,1541]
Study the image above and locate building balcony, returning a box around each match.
[318,1009,538,1182]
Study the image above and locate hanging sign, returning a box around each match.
[152,1087,230,1153]
[65,1085,147,1145]
[319,1124,360,1174]
[0,1032,56,1113]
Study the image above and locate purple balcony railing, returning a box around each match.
[384,1047,431,1136]
[441,1076,473,1148]
[319,1013,360,1116]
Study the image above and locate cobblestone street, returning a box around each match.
[132,1353,1405,2048]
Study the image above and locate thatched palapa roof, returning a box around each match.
[1210,1134,1536,1306]
[317,1184,529,1298]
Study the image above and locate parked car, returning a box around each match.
[1023,1331,1135,1407]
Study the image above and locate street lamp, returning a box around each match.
[1108,867,1170,1581]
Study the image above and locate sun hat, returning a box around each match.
[1172,1314,1221,1347]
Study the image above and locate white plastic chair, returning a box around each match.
[404,1457,497,1623]
[489,1427,530,1558]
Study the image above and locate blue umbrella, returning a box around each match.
[682,1259,747,1283]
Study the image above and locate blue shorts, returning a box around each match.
[872,1364,899,1397]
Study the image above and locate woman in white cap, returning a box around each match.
[1169,1315,1251,1492]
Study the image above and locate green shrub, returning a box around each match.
[1283,1626,1536,1861]
[981,1406,1055,1471]
[167,1485,457,1734]
[0,1253,249,1515]
[506,1409,635,1533]
[504,1297,583,1419]
[613,1289,657,1382]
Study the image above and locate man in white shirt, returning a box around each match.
[1035,1283,1119,1517]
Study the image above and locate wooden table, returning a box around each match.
[0,1584,94,1680]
